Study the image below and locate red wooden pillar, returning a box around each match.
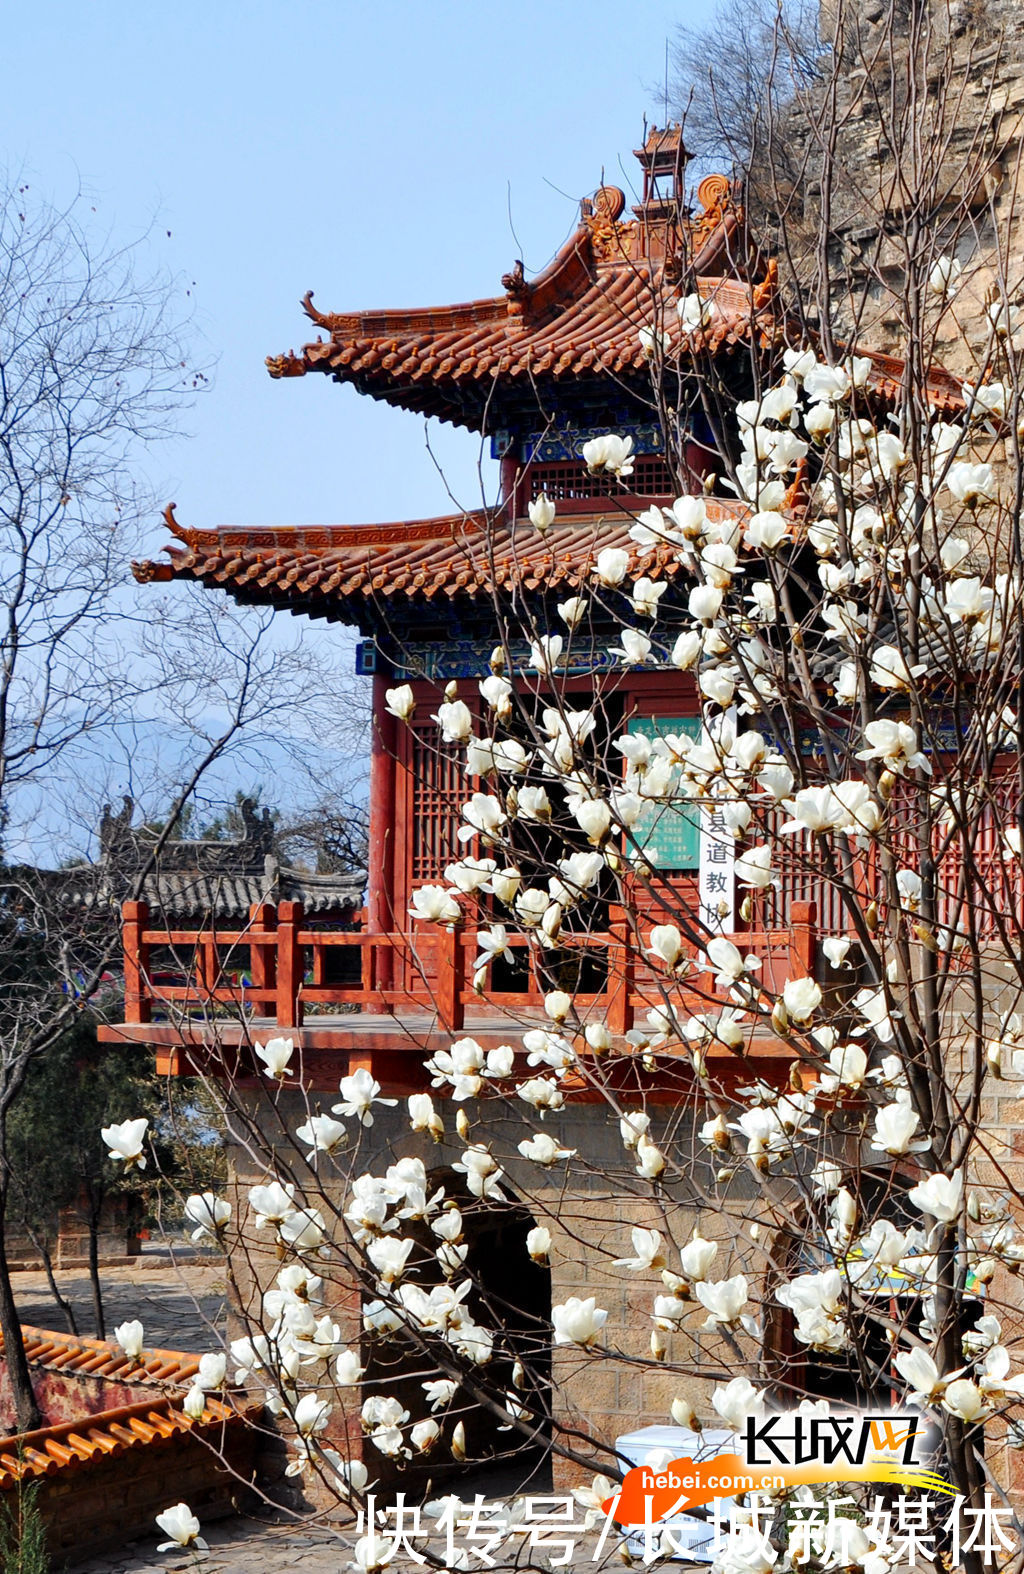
[606,904,634,1035]
[367,671,397,1010]
[248,901,276,1015]
[791,901,817,976]
[123,901,151,1025]
[276,900,303,1028]
[435,924,464,1033]
[500,453,526,520]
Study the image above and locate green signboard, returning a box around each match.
[626,716,703,872]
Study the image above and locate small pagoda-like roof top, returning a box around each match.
[265,172,767,429]
[133,498,753,628]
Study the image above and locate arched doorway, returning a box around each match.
[360,1166,552,1494]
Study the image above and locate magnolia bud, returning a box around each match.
[865,901,879,932]
[650,1328,667,1360]
[739,894,754,923]
[456,1109,471,1141]
[671,1397,700,1431]
[771,1000,789,1035]
[444,680,458,702]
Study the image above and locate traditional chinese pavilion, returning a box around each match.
[112,130,832,1083]
[100,128,965,1476]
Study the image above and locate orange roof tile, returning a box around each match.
[0,1393,259,1486]
[13,1324,202,1386]
[265,177,766,427]
[0,1324,259,1486]
[132,499,752,617]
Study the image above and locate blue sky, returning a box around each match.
[5,0,713,536]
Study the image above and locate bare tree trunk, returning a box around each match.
[85,1184,104,1341]
[23,1224,77,1338]
[0,1187,41,1433]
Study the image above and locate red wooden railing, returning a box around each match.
[119,898,817,1036]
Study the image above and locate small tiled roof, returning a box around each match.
[17,1325,201,1385]
[0,1393,256,1485]
[133,500,752,620]
[0,1325,260,1486]
[264,176,766,428]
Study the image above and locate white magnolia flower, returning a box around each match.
[804,362,850,402]
[183,1192,231,1244]
[946,461,996,507]
[155,1503,207,1552]
[819,1043,868,1094]
[433,699,473,743]
[908,1169,964,1222]
[526,1225,552,1261]
[408,1093,443,1140]
[518,1132,576,1165]
[334,1068,398,1127]
[366,1236,414,1285]
[613,628,652,664]
[870,645,926,691]
[249,1180,296,1228]
[411,1418,441,1453]
[528,493,556,532]
[408,884,461,925]
[712,1376,765,1429]
[194,1352,227,1391]
[689,583,724,622]
[929,255,963,295]
[583,434,635,477]
[423,1378,459,1411]
[894,1347,945,1403]
[631,576,667,617]
[296,1114,348,1157]
[254,1036,295,1079]
[871,1101,930,1155]
[680,1235,718,1282]
[805,401,836,439]
[613,1228,666,1272]
[635,1135,665,1179]
[695,1273,748,1327]
[102,1118,148,1171]
[552,1296,608,1346]
[384,684,415,721]
[529,634,564,674]
[822,936,852,969]
[856,718,930,775]
[115,1319,145,1360]
[557,594,588,628]
[782,976,822,1022]
[454,1145,505,1199]
[648,924,684,968]
[678,292,715,334]
[942,1378,991,1423]
[707,936,761,988]
[595,546,630,587]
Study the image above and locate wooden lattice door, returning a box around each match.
[393,685,476,1000]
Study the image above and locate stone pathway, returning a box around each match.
[73,1513,356,1574]
[12,1252,226,1352]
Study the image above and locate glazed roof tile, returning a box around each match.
[0,1393,258,1485]
[14,1324,202,1385]
[0,1325,259,1485]
[264,177,765,426]
[133,500,751,617]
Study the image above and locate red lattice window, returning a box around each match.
[409,722,469,884]
[528,457,675,501]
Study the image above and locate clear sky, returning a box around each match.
[4,0,715,539]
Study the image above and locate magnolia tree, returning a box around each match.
[108,8,1024,1572]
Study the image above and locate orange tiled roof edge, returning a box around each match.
[6,1324,201,1387]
